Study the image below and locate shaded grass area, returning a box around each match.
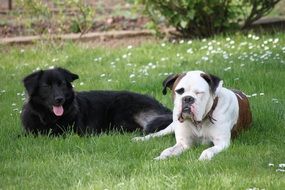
[0,33,285,189]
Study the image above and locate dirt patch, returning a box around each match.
[80,35,159,49]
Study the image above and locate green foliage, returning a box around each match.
[65,0,95,35]
[15,0,95,36]
[137,0,280,37]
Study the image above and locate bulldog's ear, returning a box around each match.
[162,74,180,95]
[57,67,79,82]
[200,73,222,94]
[23,70,43,96]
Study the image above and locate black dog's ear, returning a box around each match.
[200,73,221,94]
[162,74,180,95]
[23,70,43,96]
[57,67,79,82]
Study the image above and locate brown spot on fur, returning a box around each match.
[231,90,252,138]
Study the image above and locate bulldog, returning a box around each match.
[133,70,252,160]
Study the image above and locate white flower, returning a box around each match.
[223,54,229,60]
[122,54,127,59]
[161,43,166,47]
[224,67,231,71]
[100,74,106,77]
[273,38,279,43]
[179,40,184,44]
[202,56,209,61]
[279,163,285,168]
[187,40,192,44]
[79,82,84,86]
[52,58,58,62]
[187,48,193,54]
[259,93,264,96]
[253,36,260,40]
[127,45,133,49]
[129,74,135,78]
[276,169,285,172]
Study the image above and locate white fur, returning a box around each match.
[133,71,239,161]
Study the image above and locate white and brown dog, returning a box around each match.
[133,70,252,160]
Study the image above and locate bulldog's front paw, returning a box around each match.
[154,146,176,160]
[199,149,214,161]
[154,155,168,160]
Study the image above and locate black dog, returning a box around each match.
[21,67,172,136]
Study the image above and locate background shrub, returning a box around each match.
[137,0,280,37]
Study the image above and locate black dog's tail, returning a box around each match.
[144,114,173,134]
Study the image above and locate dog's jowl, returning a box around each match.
[134,70,252,161]
[21,67,172,136]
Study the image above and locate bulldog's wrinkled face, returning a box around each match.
[162,71,222,123]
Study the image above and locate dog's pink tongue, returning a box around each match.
[52,106,64,116]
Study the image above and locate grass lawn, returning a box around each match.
[0,33,285,189]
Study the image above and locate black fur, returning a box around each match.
[200,73,221,94]
[21,67,172,136]
[144,114,172,134]
[162,74,180,95]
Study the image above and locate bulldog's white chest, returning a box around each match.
[174,120,215,146]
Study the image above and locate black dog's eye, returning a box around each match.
[58,81,66,87]
[175,88,185,95]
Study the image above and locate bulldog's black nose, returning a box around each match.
[182,96,195,104]
[55,96,64,105]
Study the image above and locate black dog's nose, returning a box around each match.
[55,96,64,104]
[182,96,195,104]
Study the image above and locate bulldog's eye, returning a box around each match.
[195,91,204,95]
[175,88,185,95]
